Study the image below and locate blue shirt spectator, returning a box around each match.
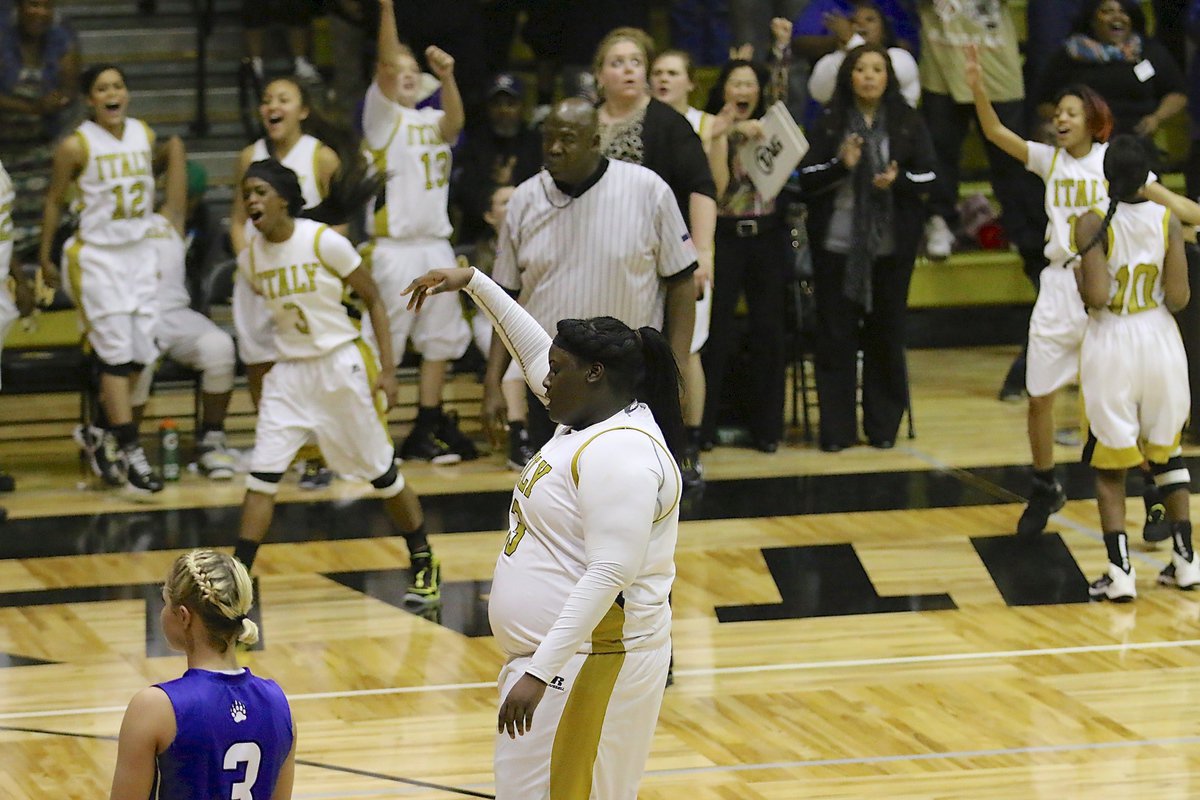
[792,0,918,58]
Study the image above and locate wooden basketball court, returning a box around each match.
[3,345,1200,799]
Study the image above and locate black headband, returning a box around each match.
[244,159,304,217]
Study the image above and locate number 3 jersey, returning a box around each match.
[361,81,453,241]
[72,118,156,245]
[237,219,362,360]
[153,667,293,800]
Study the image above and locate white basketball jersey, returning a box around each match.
[1098,199,1171,316]
[684,105,713,140]
[1027,141,1108,266]
[361,82,453,240]
[147,214,190,313]
[239,219,362,360]
[250,134,324,209]
[488,404,679,663]
[73,118,156,245]
[0,160,12,281]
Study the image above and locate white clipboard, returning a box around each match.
[736,101,809,202]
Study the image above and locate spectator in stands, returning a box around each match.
[1034,0,1187,152]
[790,0,917,60]
[0,0,80,259]
[702,58,791,454]
[131,162,237,481]
[522,1,649,122]
[917,0,1047,271]
[1186,0,1200,198]
[729,0,809,58]
[594,26,716,482]
[241,0,322,82]
[799,45,936,452]
[451,72,540,244]
[807,0,919,108]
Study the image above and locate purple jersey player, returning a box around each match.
[109,550,296,800]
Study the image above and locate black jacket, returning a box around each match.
[798,102,937,266]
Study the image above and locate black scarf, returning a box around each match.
[844,105,893,312]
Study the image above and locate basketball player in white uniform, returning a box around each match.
[40,64,186,495]
[404,264,681,800]
[362,0,471,464]
[131,159,237,479]
[230,75,340,489]
[231,158,441,604]
[1075,136,1196,602]
[967,50,1200,540]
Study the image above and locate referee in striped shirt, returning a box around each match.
[484,97,698,449]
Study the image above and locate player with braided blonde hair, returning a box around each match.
[109,549,295,800]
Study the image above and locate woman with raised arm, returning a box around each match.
[404,265,681,799]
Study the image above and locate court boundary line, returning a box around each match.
[5,636,1200,721]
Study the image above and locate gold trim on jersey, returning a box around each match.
[313,145,326,199]
[312,224,343,279]
[353,336,391,432]
[139,119,156,153]
[64,238,88,332]
[548,651,625,799]
[1163,207,1172,251]
[364,117,403,239]
[569,426,681,524]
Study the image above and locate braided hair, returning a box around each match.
[1075,134,1151,261]
[165,549,258,653]
[553,317,685,458]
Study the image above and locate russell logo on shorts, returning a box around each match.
[548,675,566,692]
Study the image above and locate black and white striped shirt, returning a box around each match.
[493,158,698,334]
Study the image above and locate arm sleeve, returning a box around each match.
[654,181,699,279]
[1147,40,1187,97]
[797,117,850,194]
[526,431,665,682]
[808,49,848,105]
[894,112,938,192]
[1025,141,1055,178]
[313,226,362,277]
[663,106,716,201]
[362,82,403,150]
[490,193,523,292]
[463,267,550,400]
[890,48,922,107]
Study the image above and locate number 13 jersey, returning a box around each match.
[72,118,156,245]
[361,82,453,241]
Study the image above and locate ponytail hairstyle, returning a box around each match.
[244,157,385,227]
[165,549,258,653]
[553,317,686,458]
[300,156,386,226]
[1075,134,1151,260]
[1053,84,1114,143]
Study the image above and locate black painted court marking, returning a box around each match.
[0,725,495,799]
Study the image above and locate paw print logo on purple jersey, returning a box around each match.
[231,700,247,723]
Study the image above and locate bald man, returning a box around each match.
[484,98,699,450]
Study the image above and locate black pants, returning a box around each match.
[811,247,913,447]
[701,224,790,446]
[922,92,1047,256]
